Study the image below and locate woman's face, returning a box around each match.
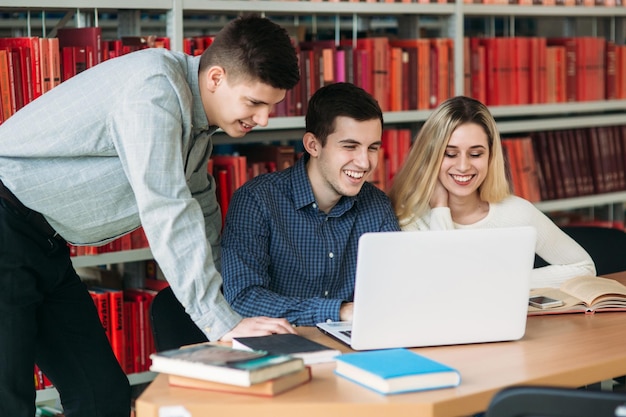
[438,123,490,200]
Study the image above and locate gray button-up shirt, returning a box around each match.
[0,48,241,340]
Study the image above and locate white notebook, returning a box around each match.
[317,227,537,350]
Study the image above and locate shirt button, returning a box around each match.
[328,252,334,258]
[312,203,317,209]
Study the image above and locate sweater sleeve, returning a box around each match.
[494,197,596,288]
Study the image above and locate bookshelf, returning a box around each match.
[2,0,626,406]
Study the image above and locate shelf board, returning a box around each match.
[463,4,626,17]
[0,0,172,9]
[212,100,626,145]
[535,191,626,212]
[70,248,153,268]
[182,0,455,15]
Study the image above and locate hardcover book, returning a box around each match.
[334,348,461,395]
[233,333,341,365]
[168,366,312,397]
[150,343,305,387]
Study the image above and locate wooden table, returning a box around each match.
[136,272,626,417]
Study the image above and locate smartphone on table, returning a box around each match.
[529,295,564,309]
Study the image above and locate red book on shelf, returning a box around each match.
[89,288,110,340]
[389,38,430,110]
[61,47,76,81]
[501,139,522,197]
[0,37,42,103]
[512,37,530,105]
[531,131,556,200]
[571,129,594,196]
[517,137,542,202]
[124,288,156,372]
[463,37,471,97]
[38,38,51,94]
[429,38,452,108]
[57,27,103,66]
[298,47,315,114]
[123,300,140,373]
[587,127,607,195]
[389,46,404,111]
[547,37,577,102]
[596,126,617,193]
[479,38,499,106]
[92,287,125,368]
[605,41,617,100]
[469,37,486,105]
[0,49,13,122]
[499,37,514,105]
[47,38,61,89]
[617,45,626,99]
[563,130,585,197]
[299,40,335,96]
[355,37,390,112]
[554,130,578,198]
[611,126,626,191]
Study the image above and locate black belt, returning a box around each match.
[0,179,64,241]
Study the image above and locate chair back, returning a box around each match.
[561,226,626,276]
[149,286,208,352]
[485,386,626,417]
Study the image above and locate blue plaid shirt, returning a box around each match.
[221,154,400,326]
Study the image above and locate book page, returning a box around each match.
[560,275,626,306]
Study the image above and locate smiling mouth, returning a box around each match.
[344,169,365,179]
[451,174,474,184]
[240,121,255,129]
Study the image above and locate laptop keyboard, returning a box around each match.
[340,330,352,338]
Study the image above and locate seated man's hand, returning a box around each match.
[220,317,296,342]
[339,302,354,321]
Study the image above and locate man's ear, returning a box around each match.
[303,132,320,157]
[206,66,225,91]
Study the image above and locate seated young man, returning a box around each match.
[221,82,400,326]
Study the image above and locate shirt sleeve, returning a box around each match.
[111,71,241,341]
[527,204,596,288]
[221,186,345,326]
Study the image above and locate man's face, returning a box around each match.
[307,116,383,212]
[203,74,286,138]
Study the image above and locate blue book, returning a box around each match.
[334,348,461,395]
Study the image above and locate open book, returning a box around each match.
[528,275,626,315]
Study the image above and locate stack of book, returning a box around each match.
[149,343,311,397]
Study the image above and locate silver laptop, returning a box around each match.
[316,227,537,350]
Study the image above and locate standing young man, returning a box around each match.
[0,15,299,417]
[221,82,401,327]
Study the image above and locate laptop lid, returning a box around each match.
[317,226,537,350]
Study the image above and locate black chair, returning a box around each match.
[534,225,626,276]
[485,386,626,417]
[149,286,208,352]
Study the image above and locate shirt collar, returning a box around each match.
[186,54,216,135]
[291,153,358,215]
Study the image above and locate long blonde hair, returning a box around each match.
[389,96,510,224]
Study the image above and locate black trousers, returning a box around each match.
[0,198,130,417]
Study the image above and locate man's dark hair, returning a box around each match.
[200,14,300,90]
[305,82,384,146]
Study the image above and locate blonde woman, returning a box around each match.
[389,96,595,288]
